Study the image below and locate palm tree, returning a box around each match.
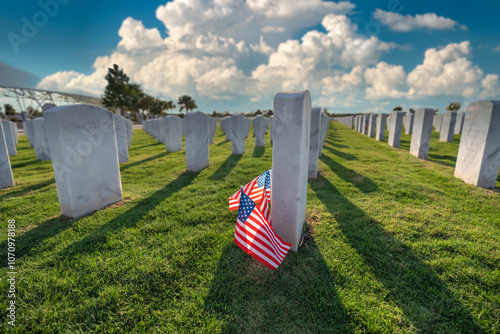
[177,95,197,113]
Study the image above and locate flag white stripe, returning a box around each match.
[238,219,285,262]
[234,228,279,268]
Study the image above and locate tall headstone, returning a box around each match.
[31,118,51,161]
[253,115,269,147]
[270,116,274,142]
[455,100,500,188]
[388,111,404,148]
[409,109,434,160]
[0,122,14,189]
[163,116,182,152]
[405,114,414,135]
[271,90,311,252]
[24,120,34,147]
[125,119,133,147]
[21,111,27,122]
[44,104,123,218]
[454,112,465,134]
[434,114,443,132]
[138,114,144,124]
[12,123,18,145]
[375,113,387,141]
[354,116,358,132]
[368,114,377,138]
[309,107,321,179]
[1,121,16,156]
[113,114,129,163]
[184,112,209,171]
[230,115,247,154]
[439,111,457,142]
[208,117,217,144]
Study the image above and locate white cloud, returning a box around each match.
[365,62,406,99]
[407,41,483,98]
[479,74,500,98]
[373,9,467,32]
[117,17,164,50]
[494,45,500,52]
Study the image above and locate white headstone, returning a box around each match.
[455,100,500,188]
[24,120,34,147]
[270,116,274,142]
[163,116,183,152]
[439,111,457,142]
[230,115,247,154]
[0,122,14,189]
[388,111,404,148]
[125,119,133,147]
[31,118,51,161]
[375,113,387,141]
[44,104,123,218]
[113,114,129,163]
[368,114,377,138]
[454,112,465,134]
[1,121,16,156]
[184,112,209,171]
[409,109,434,160]
[309,108,321,179]
[271,90,311,252]
[405,114,414,135]
[253,115,269,147]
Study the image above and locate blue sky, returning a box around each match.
[1,0,500,114]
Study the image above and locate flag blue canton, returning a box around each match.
[237,190,255,223]
[257,170,271,189]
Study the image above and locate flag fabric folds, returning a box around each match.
[228,169,271,210]
[234,188,290,270]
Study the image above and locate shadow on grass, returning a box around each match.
[0,215,76,267]
[203,235,354,333]
[320,155,377,193]
[209,154,243,181]
[323,146,357,161]
[216,139,230,146]
[120,152,168,172]
[309,176,481,332]
[252,146,265,158]
[427,154,457,168]
[0,178,55,201]
[11,159,41,169]
[60,170,200,256]
[129,142,163,151]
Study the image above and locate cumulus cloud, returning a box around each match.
[365,62,406,99]
[373,9,467,32]
[407,41,483,98]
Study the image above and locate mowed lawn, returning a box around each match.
[0,121,499,333]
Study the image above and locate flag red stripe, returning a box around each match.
[244,216,288,259]
[234,229,280,269]
[235,225,281,268]
[237,219,285,262]
[250,209,291,251]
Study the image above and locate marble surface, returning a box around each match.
[163,116,183,152]
[376,113,387,141]
[271,90,311,252]
[113,114,129,163]
[455,100,500,188]
[308,108,321,179]
[184,112,209,171]
[388,111,404,148]
[0,122,14,189]
[31,118,51,161]
[439,111,456,142]
[1,121,16,156]
[409,109,434,160]
[44,104,123,218]
[230,115,247,154]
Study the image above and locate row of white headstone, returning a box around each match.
[332,100,500,189]
[0,105,134,219]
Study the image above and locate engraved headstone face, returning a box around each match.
[230,115,247,154]
[271,90,311,252]
[376,113,387,141]
[388,111,404,148]
[410,109,434,160]
[440,111,457,142]
[368,114,377,138]
[1,121,16,156]
[113,114,129,163]
[184,112,209,171]
[0,122,14,189]
[455,100,500,188]
[163,116,182,152]
[309,108,321,179]
[252,115,269,147]
[44,104,123,218]
[30,118,51,161]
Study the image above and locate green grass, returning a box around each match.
[0,122,499,333]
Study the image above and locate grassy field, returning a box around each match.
[1,121,499,333]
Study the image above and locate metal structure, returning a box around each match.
[0,85,102,112]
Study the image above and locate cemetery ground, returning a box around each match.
[1,122,499,333]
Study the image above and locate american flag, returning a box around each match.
[234,188,290,270]
[228,169,271,211]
